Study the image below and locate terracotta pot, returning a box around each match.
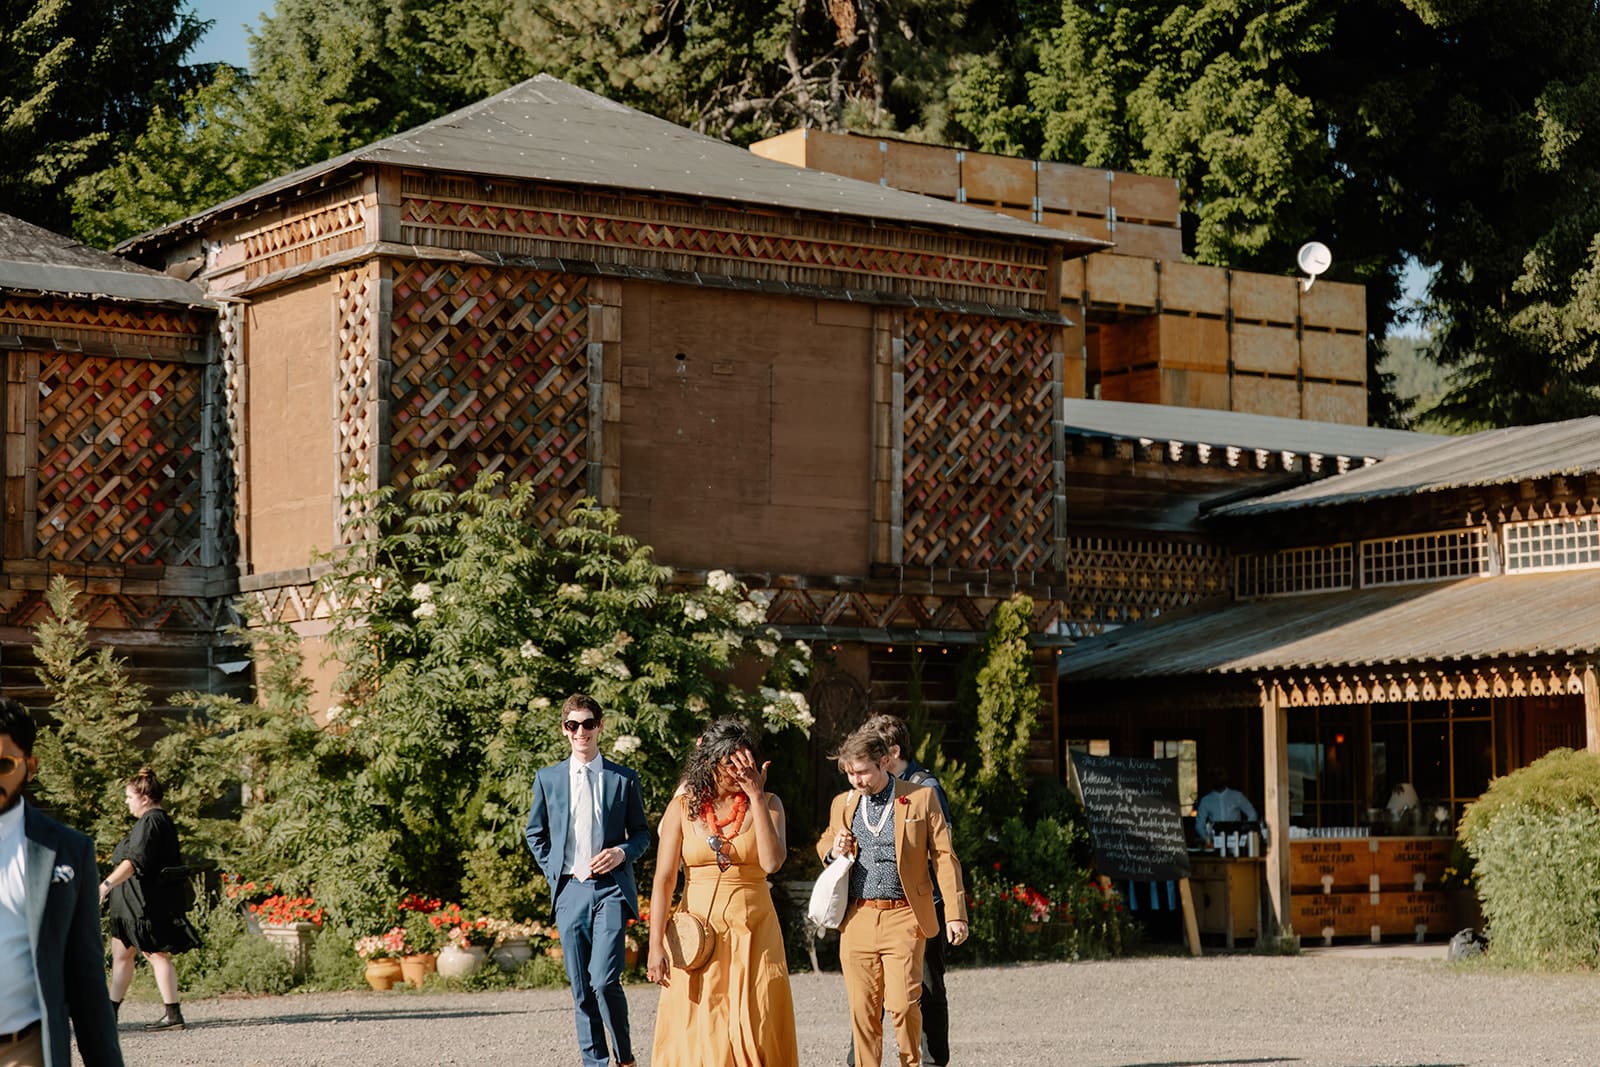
[491,937,534,973]
[437,944,489,979]
[625,943,640,971]
[364,957,403,991]
[400,952,438,988]
[544,944,564,962]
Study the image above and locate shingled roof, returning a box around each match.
[0,213,204,305]
[119,75,1108,257]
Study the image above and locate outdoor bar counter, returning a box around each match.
[1288,834,1456,943]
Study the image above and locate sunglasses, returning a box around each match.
[0,755,23,776]
[562,718,599,734]
[706,834,735,873]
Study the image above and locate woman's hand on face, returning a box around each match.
[646,949,671,987]
[729,748,769,800]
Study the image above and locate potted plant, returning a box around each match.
[249,893,325,977]
[355,927,408,990]
[486,918,541,973]
[397,894,446,987]
[435,904,494,978]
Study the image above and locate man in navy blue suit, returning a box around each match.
[526,694,650,1067]
[0,697,123,1067]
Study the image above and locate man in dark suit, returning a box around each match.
[525,694,650,1067]
[0,697,123,1067]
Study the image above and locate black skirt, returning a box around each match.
[108,809,200,954]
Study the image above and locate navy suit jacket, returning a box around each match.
[22,802,123,1067]
[524,757,650,920]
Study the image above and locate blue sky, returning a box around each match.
[187,0,262,68]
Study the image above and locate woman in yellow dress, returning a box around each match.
[647,719,798,1066]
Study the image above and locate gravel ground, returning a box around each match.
[99,946,1600,1067]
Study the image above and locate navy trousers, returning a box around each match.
[554,874,633,1067]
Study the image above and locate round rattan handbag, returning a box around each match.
[663,909,715,972]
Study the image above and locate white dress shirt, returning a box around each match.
[1196,787,1258,839]
[0,799,41,1034]
[562,754,604,876]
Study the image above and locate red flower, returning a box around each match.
[898,796,909,805]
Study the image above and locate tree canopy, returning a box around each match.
[26,0,1600,427]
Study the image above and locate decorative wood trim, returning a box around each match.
[0,586,226,631]
[333,262,382,539]
[229,185,368,281]
[1266,664,1595,707]
[217,302,248,566]
[0,296,207,358]
[1063,536,1229,634]
[397,174,1052,310]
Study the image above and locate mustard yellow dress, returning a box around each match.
[651,812,799,1066]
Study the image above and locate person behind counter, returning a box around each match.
[1195,767,1259,842]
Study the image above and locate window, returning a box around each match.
[1360,529,1488,586]
[1503,515,1600,572]
[1152,739,1198,812]
[1235,543,1353,598]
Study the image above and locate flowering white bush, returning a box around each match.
[734,601,766,626]
[612,734,642,756]
[706,569,739,595]
[683,601,707,621]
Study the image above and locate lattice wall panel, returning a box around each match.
[236,185,367,280]
[217,301,245,561]
[763,586,1063,634]
[1062,537,1229,636]
[901,311,1056,569]
[0,588,220,631]
[389,263,589,529]
[335,264,381,538]
[35,356,205,564]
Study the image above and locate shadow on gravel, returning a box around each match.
[118,1005,537,1031]
[1109,1062,1461,1067]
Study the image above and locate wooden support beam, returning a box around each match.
[1261,683,1291,942]
[1585,665,1600,754]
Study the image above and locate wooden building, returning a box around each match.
[1060,416,1600,942]
[0,212,237,715]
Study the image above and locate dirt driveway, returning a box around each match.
[102,946,1600,1067]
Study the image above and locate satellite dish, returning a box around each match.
[1297,241,1332,291]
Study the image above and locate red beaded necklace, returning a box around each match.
[699,793,749,838]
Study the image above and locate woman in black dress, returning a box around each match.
[98,766,196,1031]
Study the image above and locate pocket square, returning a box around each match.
[52,864,75,884]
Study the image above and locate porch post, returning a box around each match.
[1261,681,1291,941]
[1585,666,1600,754]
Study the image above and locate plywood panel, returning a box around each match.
[1231,271,1300,323]
[1290,839,1369,892]
[962,152,1036,206]
[1159,316,1228,372]
[245,277,337,573]
[1109,222,1183,260]
[748,129,807,168]
[1302,382,1367,425]
[1301,279,1366,331]
[882,140,959,199]
[1160,367,1230,410]
[1372,890,1452,936]
[1086,253,1157,308]
[1038,162,1110,216]
[1233,322,1300,375]
[1110,173,1180,225]
[1097,317,1158,373]
[1041,209,1110,239]
[1161,261,1228,315]
[806,131,884,184]
[1231,375,1301,418]
[1302,332,1366,381]
[617,281,872,575]
[1370,838,1450,890]
[1060,257,1087,300]
[1291,891,1373,939]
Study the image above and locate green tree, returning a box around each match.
[973,593,1039,815]
[29,577,146,853]
[0,0,207,234]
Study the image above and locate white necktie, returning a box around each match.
[573,766,595,880]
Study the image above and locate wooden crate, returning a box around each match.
[1300,278,1366,331]
[1231,271,1300,323]
[1060,257,1087,301]
[1372,890,1453,938]
[1302,331,1366,382]
[882,139,959,199]
[1096,317,1159,373]
[1086,253,1157,308]
[1160,261,1228,315]
[1110,172,1180,225]
[961,152,1036,207]
[1038,161,1111,216]
[1370,838,1451,891]
[1291,891,1374,939]
[1232,322,1301,376]
[1290,839,1370,892]
[1110,222,1183,260]
[1302,382,1367,425]
[1040,209,1110,238]
[1232,375,1301,418]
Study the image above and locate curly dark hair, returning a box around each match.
[678,718,760,816]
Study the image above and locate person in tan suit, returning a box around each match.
[816,723,967,1067]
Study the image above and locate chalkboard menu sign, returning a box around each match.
[1070,754,1191,882]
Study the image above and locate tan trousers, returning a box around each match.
[839,902,926,1067]
[0,1023,43,1067]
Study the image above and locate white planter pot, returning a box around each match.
[491,937,534,973]
[437,944,489,978]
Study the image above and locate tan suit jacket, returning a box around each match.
[815,776,967,938]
